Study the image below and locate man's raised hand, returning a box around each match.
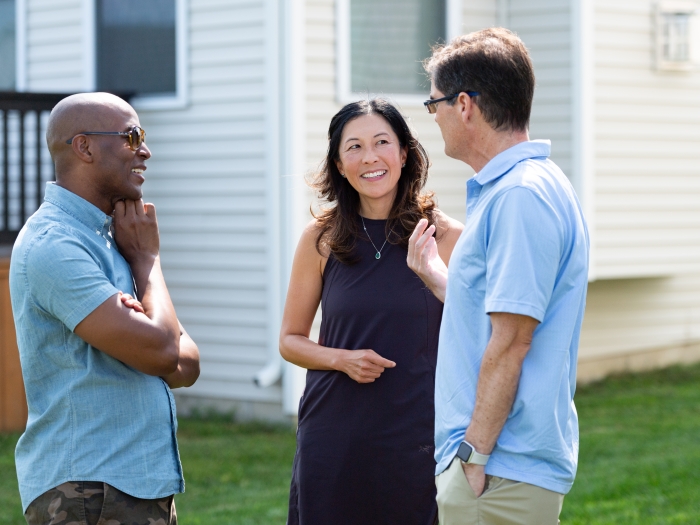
[113,199,160,267]
[407,218,448,302]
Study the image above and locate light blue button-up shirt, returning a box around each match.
[10,183,184,511]
[434,140,589,494]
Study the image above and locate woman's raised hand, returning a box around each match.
[407,219,448,303]
[339,349,396,383]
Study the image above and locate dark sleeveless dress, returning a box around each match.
[287,217,443,525]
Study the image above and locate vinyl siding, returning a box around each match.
[141,0,281,404]
[577,0,700,371]
[593,0,700,278]
[25,0,84,91]
[579,272,700,378]
[506,0,574,179]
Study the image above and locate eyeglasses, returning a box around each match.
[424,91,479,114]
[66,126,146,151]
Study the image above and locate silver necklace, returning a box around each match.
[361,215,391,260]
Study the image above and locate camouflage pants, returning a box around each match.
[24,481,177,525]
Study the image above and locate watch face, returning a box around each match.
[457,441,473,462]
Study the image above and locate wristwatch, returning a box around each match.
[456,440,490,466]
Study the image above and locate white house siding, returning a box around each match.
[506,0,574,181]
[141,0,284,417]
[24,0,84,92]
[576,0,700,378]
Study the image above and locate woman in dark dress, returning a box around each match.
[280,99,463,525]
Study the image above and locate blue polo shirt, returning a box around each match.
[10,183,184,511]
[434,140,589,494]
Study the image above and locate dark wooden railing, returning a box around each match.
[0,92,71,245]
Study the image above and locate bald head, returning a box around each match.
[47,92,137,174]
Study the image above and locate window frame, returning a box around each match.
[87,0,189,110]
[335,0,461,105]
[654,0,699,72]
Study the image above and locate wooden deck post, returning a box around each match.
[0,257,27,433]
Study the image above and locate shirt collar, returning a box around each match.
[474,139,551,186]
[43,182,113,233]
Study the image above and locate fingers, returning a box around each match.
[118,291,145,313]
[415,224,436,250]
[135,199,145,216]
[114,200,125,219]
[123,198,136,219]
[408,218,429,248]
[348,350,397,383]
[144,202,156,219]
[408,220,436,272]
[366,352,396,368]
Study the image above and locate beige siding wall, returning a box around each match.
[25,0,84,92]
[579,273,700,380]
[593,1,700,278]
[578,0,700,376]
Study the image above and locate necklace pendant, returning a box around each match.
[375,252,381,260]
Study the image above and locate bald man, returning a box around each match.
[9,93,199,525]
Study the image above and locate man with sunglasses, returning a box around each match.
[408,29,589,524]
[10,92,199,525]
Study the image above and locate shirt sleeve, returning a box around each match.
[25,229,120,331]
[484,187,563,322]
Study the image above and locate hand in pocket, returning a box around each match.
[462,463,486,497]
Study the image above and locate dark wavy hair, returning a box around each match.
[312,98,436,264]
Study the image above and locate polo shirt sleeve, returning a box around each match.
[484,186,563,322]
[25,229,120,331]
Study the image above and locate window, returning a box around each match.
[0,0,15,90]
[654,1,699,71]
[95,0,187,108]
[337,0,447,102]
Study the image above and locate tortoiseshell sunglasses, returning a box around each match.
[66,125,146,151]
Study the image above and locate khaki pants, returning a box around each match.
[436,457,564,525]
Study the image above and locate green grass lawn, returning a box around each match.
[1,364,699,524]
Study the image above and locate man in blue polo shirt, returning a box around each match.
[10,92,200,524]
[408,28,589,524]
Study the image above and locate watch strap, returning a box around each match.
[457,440,490,466]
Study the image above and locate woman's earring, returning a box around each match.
[402,163,406,168]
[340,172,346,178]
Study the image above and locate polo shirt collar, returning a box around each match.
[474,139,551,185]
[43,182,112,233]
